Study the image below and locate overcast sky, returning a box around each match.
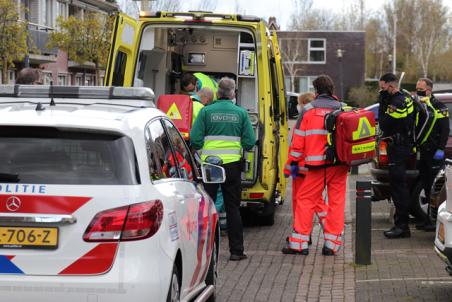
[181,0,452,30]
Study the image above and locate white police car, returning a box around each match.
[0,85,222,302]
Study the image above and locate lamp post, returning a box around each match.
[336,48,344,100]
[387,54,393,73]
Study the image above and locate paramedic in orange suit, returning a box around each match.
[282,75,348,256]
[285,92,327,224]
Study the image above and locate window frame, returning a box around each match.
[308,38,326,64]
[280,37,326,64]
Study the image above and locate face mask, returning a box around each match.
[231,98,237,105]
[379,90,390,99]
[297,104,303,113]
[416,90,427,97]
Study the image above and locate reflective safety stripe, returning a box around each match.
[291,232,310,241]
[305,155,326,162]
[202,149,241,155]
[294,129,304,136]
[294,129,328,136]
[299,167,309,172]
[204,135,241,142]
[290,151,302,158]
[317,211,327,218]
[324,233,340,241]
[324,240,341,252]
[289,241,309,251]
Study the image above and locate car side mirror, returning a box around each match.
[201,163,226,184]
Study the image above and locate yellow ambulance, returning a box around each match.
[105,11,288,225]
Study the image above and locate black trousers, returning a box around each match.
[419,145,445,219]
[204,161,244,255]
[387,144,411,228]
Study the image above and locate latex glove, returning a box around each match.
[433,149,445,161]
[290,164,299,178]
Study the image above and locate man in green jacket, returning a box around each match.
[190,77,256,261]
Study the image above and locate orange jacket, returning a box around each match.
[288,94,342,168]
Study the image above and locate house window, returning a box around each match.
[42,0,53,27]
[280,38,326,64]
[308,39,326,63]
[58,74,68,86]
[85,75,94,86]
[75,75,83,86]
[43,72,53,85]
[19,0,30,21]
[299,76,317,93]
[57,1,67,19]
[9,70,15,83]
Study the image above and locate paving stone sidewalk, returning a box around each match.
[216,176,356,302]
[350,172,452,302]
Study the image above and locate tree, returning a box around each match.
[48,12,113,86]
[412,0,449,77]
[279,39,307,92]
[192,0,218,11]
[147,0,181,12]
[0,0,28,84]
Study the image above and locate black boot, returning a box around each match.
[322,246,335,256]
[383,226,411,239]
[281,247,309,255]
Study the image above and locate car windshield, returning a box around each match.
[446,103,452,136]
[0,126,139,185]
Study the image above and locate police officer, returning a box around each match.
[190,77,256,261]
[415,78,450,231]
[379,73,415,239]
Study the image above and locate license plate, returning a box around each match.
[439,223,445,244]
[0,227,58,249]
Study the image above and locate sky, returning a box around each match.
[197,0,452,30]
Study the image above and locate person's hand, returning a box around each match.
[433,149,445,161]
[290,164,299,178]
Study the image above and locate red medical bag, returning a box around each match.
[325,109,376,166]
[156,94,193,139]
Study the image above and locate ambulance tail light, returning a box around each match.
[378,140,388,166]
[83,201,163,242]
[249,193,264,199]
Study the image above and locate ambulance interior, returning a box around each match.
[133,25,259,185]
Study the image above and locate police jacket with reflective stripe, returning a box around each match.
[288,94,342,167]
[379,91,415,140]
[190,99,256,164]
[426,95,450,150]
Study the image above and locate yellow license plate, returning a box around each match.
[439,223,445,244]
[0,227,58,249]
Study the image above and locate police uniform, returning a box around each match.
[190,98,255,257]
[379,91,415,235]
[418,95,450,228]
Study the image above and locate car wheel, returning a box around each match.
[205,239,218,302]
[166,265,181,302]
[410,180,428,221]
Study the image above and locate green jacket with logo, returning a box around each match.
[190,99,256,164]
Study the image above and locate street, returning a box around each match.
[217,170,452,301]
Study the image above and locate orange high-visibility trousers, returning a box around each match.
[293,165,348,252]
[292,175,327,226]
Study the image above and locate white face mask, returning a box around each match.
[297,104,303,113]
[232,98,237,105]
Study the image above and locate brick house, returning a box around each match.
[7,0,118,85]
[277,30,365,100]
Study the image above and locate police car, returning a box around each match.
[0,85,222,302]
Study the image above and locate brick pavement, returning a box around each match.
[216,175,356,302]
[351,171,452,302]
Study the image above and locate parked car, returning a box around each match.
[370,91,452,221]
[434,159,452,275]
[0,85,221,302]
[287,92,300,119]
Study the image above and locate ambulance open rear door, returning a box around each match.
[105,13,139,87]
